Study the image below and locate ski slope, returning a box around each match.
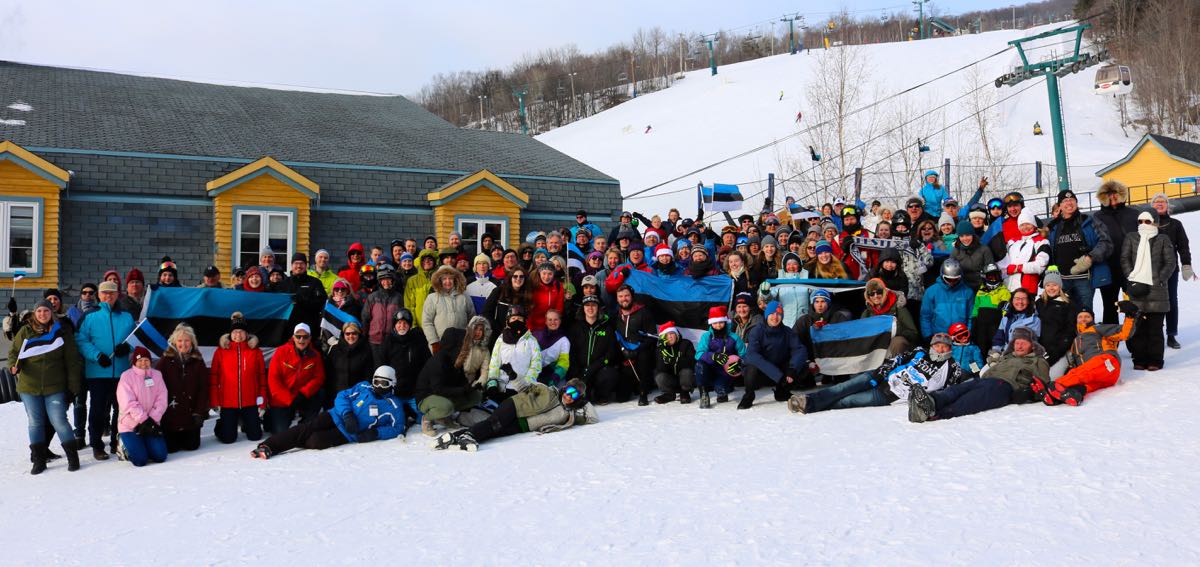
[538,23,1136,217]
[2,215,1200,565]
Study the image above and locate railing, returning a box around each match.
[1036,181,1199,215]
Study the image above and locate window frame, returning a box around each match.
[455,215,509,257]
[232,206,296,272]
[0,197,42,276]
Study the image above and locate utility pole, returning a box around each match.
[677,33,685,77]
[630,55,637,97]
[912,0,929,39]
[567,72,577,119]
[780,14,802,55]
[1011,4,1016,29]
[477,95,487,129]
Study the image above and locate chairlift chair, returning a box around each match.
[1094,64,1133,95]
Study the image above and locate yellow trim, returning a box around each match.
[210,169,312,284]
[0,159,62,289]
[426,169,528,205]
[206,156,319,195]
[0,140,70,184]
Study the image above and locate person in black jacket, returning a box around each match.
[416,318,491,436]
[791,289,853,384]
[282,253,329,333]
[613,285,656,406]
[379,309,432,417]
[1036,270,1078,378]
[322,321,375,409]
[653,322,696,404]
[1092,180,1140,324]
[1151,193,1193,349]
[566,295,620,404]
[740,301,808,409]
[869,247,910,302]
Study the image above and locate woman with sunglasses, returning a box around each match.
[322,321,374,410]
[861,278,918,356]
[335,242,367,292]
[1120,210,1176,371]
[432,378,595,452]
[482,268,533,343]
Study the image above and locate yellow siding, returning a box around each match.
[433,186,521,249]
[1102,143,1200,204]
[212,175,311,283]
[0,160,60,289]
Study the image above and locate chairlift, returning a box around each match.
[1093,64,1133,96]
[917,138,930,153]
[617,71,629,82]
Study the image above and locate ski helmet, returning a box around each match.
[941,259,963,282]
[948,322,970,343]
[371,365,397,393]
[982,263,1003,289]
[394,308,414,326]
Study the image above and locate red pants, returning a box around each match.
[1057,354,1120,394]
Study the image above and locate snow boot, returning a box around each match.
[679,391,692,404]
[637,393,649,407]
[455,431,479,452]
[1168,336,1181,350]
[737,390,755,410]
[698,388,711,409]
[92,445,109,461]
[431,429,469,450]
[653,392,676,404]
[773,385,791,402]
[30,443,47,475]
[420,416,436,437]
[43,446,62,461]
[907,383,936,423]
[63,440,81,472]
[1029,376,1057,405]
[250,444,273,460]
[715,390,729,404]
[787,394,809,414]
[1059,385,1087,406]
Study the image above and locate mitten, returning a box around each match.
[97,354,112,368]
[112,343,131,357]
[1183,265,1195,281]
[342,412,359,432]
[1069,255,1092,275]
[357,428,379,442]
[1007,264,1021,275]
[1117,300,1139,316]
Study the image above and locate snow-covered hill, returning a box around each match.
[538,23,1136,217]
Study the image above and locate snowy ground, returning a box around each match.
[3,214,1200,565]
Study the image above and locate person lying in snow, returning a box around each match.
[250,366,407,459]
[430,379,597,452]
[1029,302,1138,406]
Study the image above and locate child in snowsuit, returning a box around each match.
[694,306,746,409]
[653,322,696,404]
[971,263,1010,354]
[948,322,984,378]
[1030,303,1138,406]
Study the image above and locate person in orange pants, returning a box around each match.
[1031,301,1137,406]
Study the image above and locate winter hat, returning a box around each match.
[474,254,491,268]
[930,333,952,348]
[707,305,729,325]
[291,252,308,264]
[864,278,887,299]
[956,220,974,237]
[126,268,144,283]
[733,291,754,307]
[1009,326,1037,348]
[332,279,350,292]
[245,266,262,280]
[691,246,710,259]
[924,170,940,179]
[810,288,832,306]
[158,256,178,276]
[33,299,52,311]
[760,235,780,249]
[1043,267,1064,288]
[1017,209,1037,228]
[399,252,414,263]
[783,251,802,268]
[563,377,588,407]
[674,239,692,253]
[506,304,527,319]
[905,196,924,209]
[657,321,679,338]
[820,221,838,235]
[534,247,550,258]
[581,295,601,306]
[43,288,62,300]
[938,212,955,228]
[580,275,599,288]
[765,301,783,316]
[203,265,220,278]
[746,235,760,246]
[643,232,661,245]
[230,311,248,332]
[1057,189,1077,204]
[131,346,153,364]
[968,209,987,220]
[98,281,119,294]
[941,197,958,208]
[814,240,833,255]
[260,245,275,256]
[655,244,673,259]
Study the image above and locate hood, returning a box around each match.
[347,241,364,257]
[1002,326,1046,357]
[416,249,439,272]
[219,333,260,349]
[1096,180,1128,205]
[877,247,901,265]
[431,265,467,294]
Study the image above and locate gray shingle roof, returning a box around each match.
[1149,134,1200,166]
[0,61,616,182]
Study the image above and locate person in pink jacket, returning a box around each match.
[116,346,169,466]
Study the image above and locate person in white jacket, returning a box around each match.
[465,254,497,315]
[422,266,476,351]
[484,306,542,401]
[1000,209,1050,294]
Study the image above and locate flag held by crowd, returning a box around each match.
[811,315,895,376]
[141,287,296,352]
[625,270,733,342]
[701,183,744,213]
[321,301,360,340]
[124,319,170,358]
[17,319,65,360]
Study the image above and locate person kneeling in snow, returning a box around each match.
[653,322,696,404]
[739,301,807,410]
[431,379,597,452]
[251,366,407,459]
[484,306,541,402]
[788,333,965,414]
[1029,302,1138,407]
[694,306,747,409]
[908,326,1048,423]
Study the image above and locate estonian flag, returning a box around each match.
[811,315,895,376]
[17,319,65,360]
[321,301,361,340]
[139,287,296,363]
[624,270,733,343]
[702,184,744,213]
[125,319,170,358]
[566,242,586,272]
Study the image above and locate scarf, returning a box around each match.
[1130,223,1158,286]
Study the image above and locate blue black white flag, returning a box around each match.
[811,315,895,376]
[624,270,733,342]
[702,183,744,213]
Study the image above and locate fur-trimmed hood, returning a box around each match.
[219,332,260,349]
[431,265,467,294]
[1097,180,1129,204]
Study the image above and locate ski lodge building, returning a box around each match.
[0,61,619,301]
[1096,133,1200,205]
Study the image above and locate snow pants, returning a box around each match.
[590,365,626,404]
[419,390,484,421]
[1127,312,1165,368]
[214,407,263,444]
[655,368,695,394]
[618,350,654,396]
[468,396,523,444]
[118,432,167,467]
[694,361,735,395]
[262,411,348,454]
[1056,354,1120,394]
[929,378,1012,420]
[804,371,893,413]
[164,428,201,453]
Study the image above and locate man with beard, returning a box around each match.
[613,285,656,406]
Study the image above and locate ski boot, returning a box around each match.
[455,431,479,452]
[737,390,755,410]
[431,429,473,450]
[715,390,729,404]
[250,444,273,460]
[678,391,692,404]
[653,392,676,404]
[1050,383,1087,406]
[787,394,809,414]
[907,383,936,423]
[698,388,712,409]
[1029,376,1059,406]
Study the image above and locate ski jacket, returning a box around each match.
[920,277,974,338]
[421,266,475,347]
[155,346,209,433]
[991,306,1042,352]
[743,321,807,383]
[1069,317,1135,368]
[402,250,439,326]
[529,278,566,332]
[116,367,168,434]
[793,304,853,353]
[567,315,619,381]
[1157,212,1192,266]
[766,271,811,327]
[950,239,995,291]
[209,334,267,409]
[361,286,404,345]
[982,340,1049,402]
[655,337,697,377]
[1047,213,1114,288]
[615,302,656,356]
[336,242,366,292]
[919,181,950,218]
[1120,232,1177,313]
[76,302,136,379]
[488,332,542,391]
[880,347,965,402]
[534,329,570,383]
[379,330,431,398]
[1036,293,1077,363]
[695,327,746,365]
[323,337,374,396]
[605,261,652,293]
[511,383,599,433]
[415,324,490,401]
[331,382,407,442]
[267,344,325,408]
[951,342,985,376]
[7,321,81,396]
[1001,232,1051,293]
[465,276,497,315]
[898,243,933,300]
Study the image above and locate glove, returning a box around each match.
[987,350,1002,365]
[725,359,743,376]
[808,360,820,375]
[1007,264,1021,275]
[619,266,631,278]
[812,321,826,330]
[97,354,112,368]
[1117,300,1139,316]
[1183,265,1195,281]
[1069,255,1093,275]
[342,412,359,432]
[485,378,501,394]
[293,393,308,408]
[713,352,729,367]
[357,428,379,442]
[631,218,639,228]
[499,363,517,381]
[192,414,205,429]
[112,343,131,357]
[759,281,772,294]
[5,297,14,314]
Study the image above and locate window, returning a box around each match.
[0,201,38,274]
[236,210,293,270]
[457,217,507,256]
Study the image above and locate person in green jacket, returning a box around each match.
[404,249,438,327]
[8,300,83,474]
[431,379,597,451]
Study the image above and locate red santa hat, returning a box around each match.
[655,244,673,259]
[657,321,678,338]
[707,305,728,325]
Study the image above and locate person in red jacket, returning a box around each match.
[209,312,267,444]
[605,245,652,293]
[337,242,366,292]
[266,323,326,433]
[529,262,566,332]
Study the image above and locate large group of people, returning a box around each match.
[5,178,1191,470]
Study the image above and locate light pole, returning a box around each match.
[1011,5,1016,29]
[567,72,577,119]
[477,95,487,129]
[780,14,802,55]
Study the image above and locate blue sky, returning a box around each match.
[0,0,1014,95]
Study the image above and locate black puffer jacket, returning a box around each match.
[415,327,472,401]
[324,336,375,395]
[380,329,432,398]
[1036,293,1077,363]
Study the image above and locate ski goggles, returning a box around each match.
[371,376,395,390]
[950,328,970,342]
[987,198,1003,210]
[564,386,581,402]
[841,206,859,217]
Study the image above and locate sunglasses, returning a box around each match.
[343,331,359,336]
[564,386,581,402]
[511,274,526,280]
[1139,220,1154,225]
[294,334,310,340]
[81,290,96,296]
[867,290,884,297]
[907,204,921,209]
[805,246,816,251]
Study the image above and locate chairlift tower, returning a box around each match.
[994,23,1102,191]
[780,14,804,55]
[702,33,720,76]
[512,86,529,135]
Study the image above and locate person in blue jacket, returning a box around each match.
[75,280,136,460]
[919,170,949,219]
[920,259,974,341]
[251,366,406,459]
[739,301,807,410]
[569,210,603,248]
[694,305,747,409]
[948,322,984,378]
